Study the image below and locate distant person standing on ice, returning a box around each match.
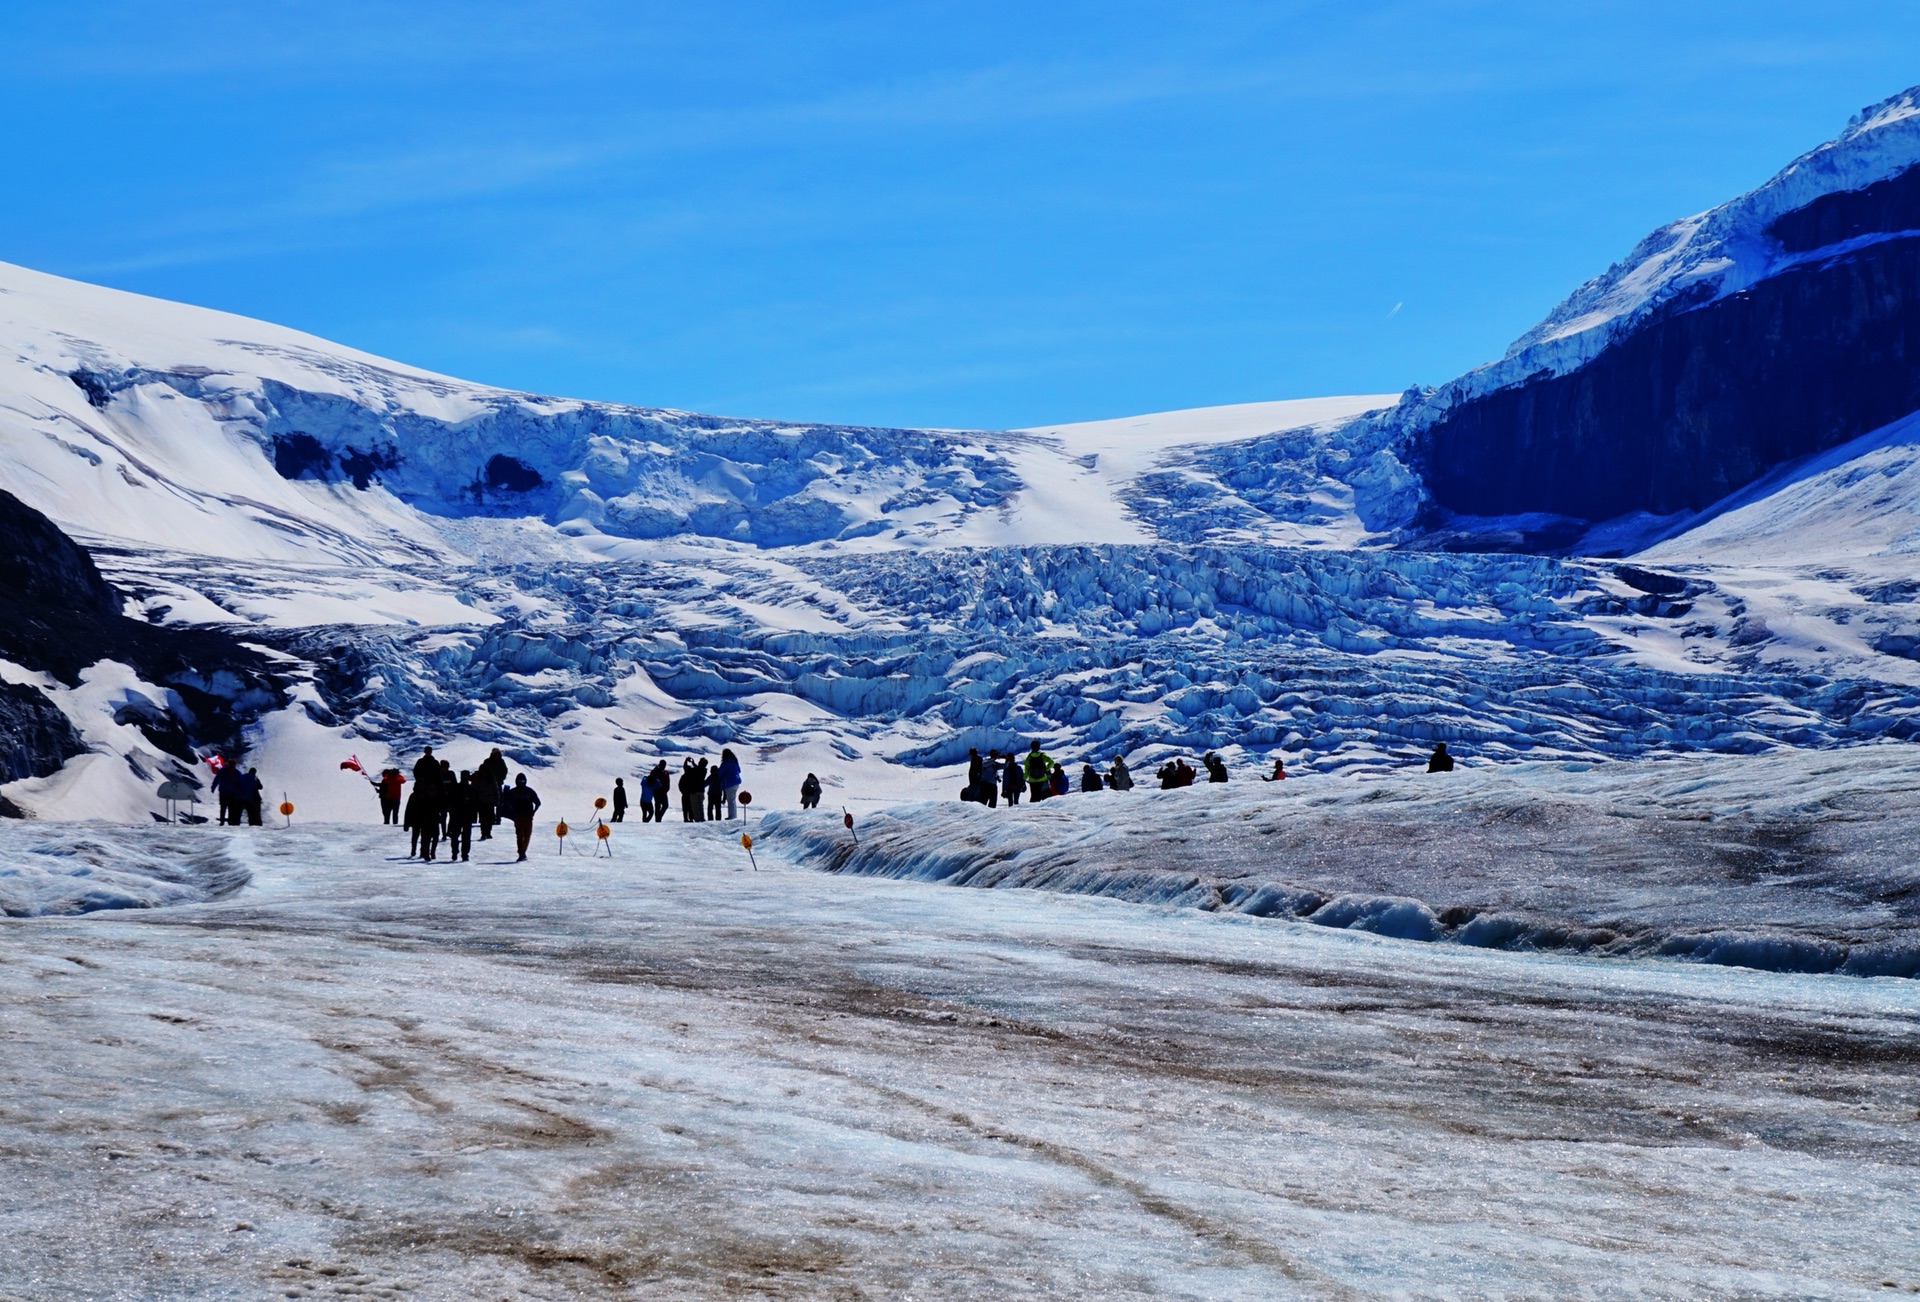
[717,748,744,819]
[211,758,242,825]
[376,768,405,824]
[965,747,985,803]
[1203,753,1229,783]
[1157,760,1179,790]
[1080,763,1104,793]
[1107,756,1133,791]
[1427,742,1455,773]
[705,760,725,820]
[474,747,508,840]
[981,752,1000,808]
[611,778,628,823]
[415,776,443,862]
[1049,765,1070,798]
[414,746,441,796]
[500,774,542,862]
[1024,741,1056,803]
[1001,749,1023,807]
[648,760,671,822]
[1263,757,1287,781]
[679,759,704,822]
[800,773,822,809]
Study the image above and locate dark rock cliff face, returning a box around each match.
[0,490,286,801]
[1415,169,1920,524]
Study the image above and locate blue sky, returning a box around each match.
[4,3,1919,429]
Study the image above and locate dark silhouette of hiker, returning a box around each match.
[800,773,822,809]
[1203,753,1228,783]
[679,759,704,822]
[413,746,441,796]
[499,774,542,861]
[611,777,628,823]
[445,772,475,862]
[1080,763,1103,792]
[415,775,443,861]
[240,767,265,825]
[705,760,725,820]
[1263,757,1287,781]
[1107,756,1133,791]
[211,758,242,825]
[981,752,1000,808]
[1428,742,1455,773]
[647,760,671,822]
[1002,749,1023,806]
[965,747,985,803]
[474,747,508,839]
[717,749,743,819]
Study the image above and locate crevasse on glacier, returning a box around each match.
[120,544,1916,776]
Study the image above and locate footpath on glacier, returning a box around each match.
[2,814,1919,1299]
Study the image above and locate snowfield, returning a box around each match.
[2,815,1918,1298]
[763,745,1920,979]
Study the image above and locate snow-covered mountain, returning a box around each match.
[6,87,1920,826]
[1398,85,1920,551]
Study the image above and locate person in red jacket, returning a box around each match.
[374,768,406,824]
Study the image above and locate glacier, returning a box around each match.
[6,76,1920,1302]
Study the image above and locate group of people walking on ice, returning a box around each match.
[372,745,544,862]
[613,750,751,823]
[958,738,1457,805]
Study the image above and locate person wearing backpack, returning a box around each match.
[1024,741,1056,803]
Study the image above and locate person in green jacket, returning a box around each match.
[1024,740,1056,803]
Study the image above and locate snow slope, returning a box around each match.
[0,260,1400,563]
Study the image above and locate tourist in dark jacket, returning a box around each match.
[414,779,443,862]
[717,749,743,819]
[1002,749,1023,806]
[474,748,508,839]
[705,761,725,820]
[242,767,265,825]
[211,760,242,826]
[1080,763,1103,793]
[1203,752,1229,783]
[679,760,704,822]
[611,777,628,823]
[445,773,476,862]
[800,773,822,809]
[499,774,542,861]
[1428,742,1455,773]
[1107,756,1133,791]
[648,760,671,821]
